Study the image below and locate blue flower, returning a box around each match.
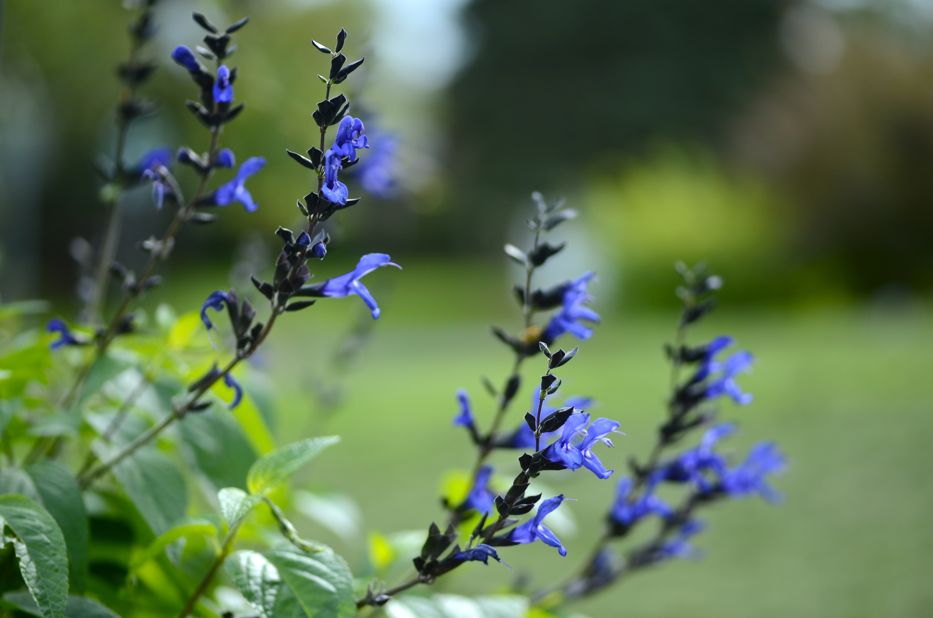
[657,519,705,560]
[462,465,495,514]
[718,442,786,502]
[213,65,233,104]
[353,132,397,198]
[318,253,400,319]
[609,477,673,528]
[46,319,82,350]
[453,389,475,430]
[213,157,265,212]
[133,147,173,176]
[706,350,754,405]
[542,412,620,479]
[503,390,592,449]
[321,151,348,205]
[171,45,201,73]
[311,241,327,259]
[508,494,567,556]
[330,116,369,162]
[215,148,236,168]
[452,544,501,566]
[224,372,243,409]
[200,290,234,330]
[542,273,600,343]
[651,423,733,492]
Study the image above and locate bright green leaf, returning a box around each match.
[180,411,257,490]
[227,550,300,618]
[264,545,355,618]
[131,517,219,571]
[108,446,187,536]
[26,462,89,593]
[246,436,339,495]
[218,488,260,529]
[0,494,69,618]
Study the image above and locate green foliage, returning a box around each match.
[247,436,340,495]
[384,594,529,618]
[108,446,187,536]
[264,546,356,617]
[0,495,69,618]
[2,591,119,618]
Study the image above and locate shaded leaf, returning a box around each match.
[247,436,339,495]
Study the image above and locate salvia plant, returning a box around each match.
[0,6,785,618]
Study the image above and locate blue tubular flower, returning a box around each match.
[142,168,168,210]
[223,372,243,409]
[577,417,621,479]
[452,544,501,566]
[321,151,349,205]
[453,389,475,430]
[213,65,233,104]
[652,424,734,492]
[609,478,673,528]
[718,442,786,502]
[706,350,754,405]
[542,273,600,343]
[318,253,400,319]
[200,290,234,330]
[354,132,397,198]
[542,413,620,479]
[330,116,369,162]
[215,148,236,168]
[133,147,173,176]
[213,157,265,212]
[508,494,567,556]
[657,519,705,560]
[504,391,592,449]
[462,465,495,514]
[47,319,81,350]
[171,45,201,73]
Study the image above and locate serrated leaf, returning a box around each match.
[227,550,300,618]
[218,487,260,528]
[0,495,69,618]
[265,546,355,617]
[26,463,89,593]
[108,446,187,536]
[246,436,339,495]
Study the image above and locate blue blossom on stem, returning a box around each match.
[543,412,620,479]
[650,423,733,492]
[452,544,501,566]
[46,319,82,350]
[330,116,369,162]
[718,442,786,502]
[213,65,233,104]
[503,390,592,449]
[223,372,243,409]
[353,131,397,198]
[200,290,234,330]
[212,157,265,212]
[508,494,567,556]
[215,148,236,168]
[542,273,600,343]
[657,519,705,560]
[321,151,348,205]
[706,350,754,405]
[462,465,495,514]
[609,477,673,528]
[171,45,200,73]
[317,253,400,319]
[453,389,475,431]
[132,147,173,177]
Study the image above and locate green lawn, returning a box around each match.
[247,275,933,618]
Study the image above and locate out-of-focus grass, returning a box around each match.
[236,259,933,618]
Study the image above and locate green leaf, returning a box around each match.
[226,550,300,618]
[180,410,257,490]
[384,594,529,618]
[3,592,119,618]
[246,436,339,495]
[0,468,39,500]
[0,494,69,618]
[264,546,355,618]
[218,488,260,529]
[131,517,219,571]
[26,462,89,593]
[109,446,187,536]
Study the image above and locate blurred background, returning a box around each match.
[1,0,932,616]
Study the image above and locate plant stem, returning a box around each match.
[177,519,243,618]
[76,371,151,477]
